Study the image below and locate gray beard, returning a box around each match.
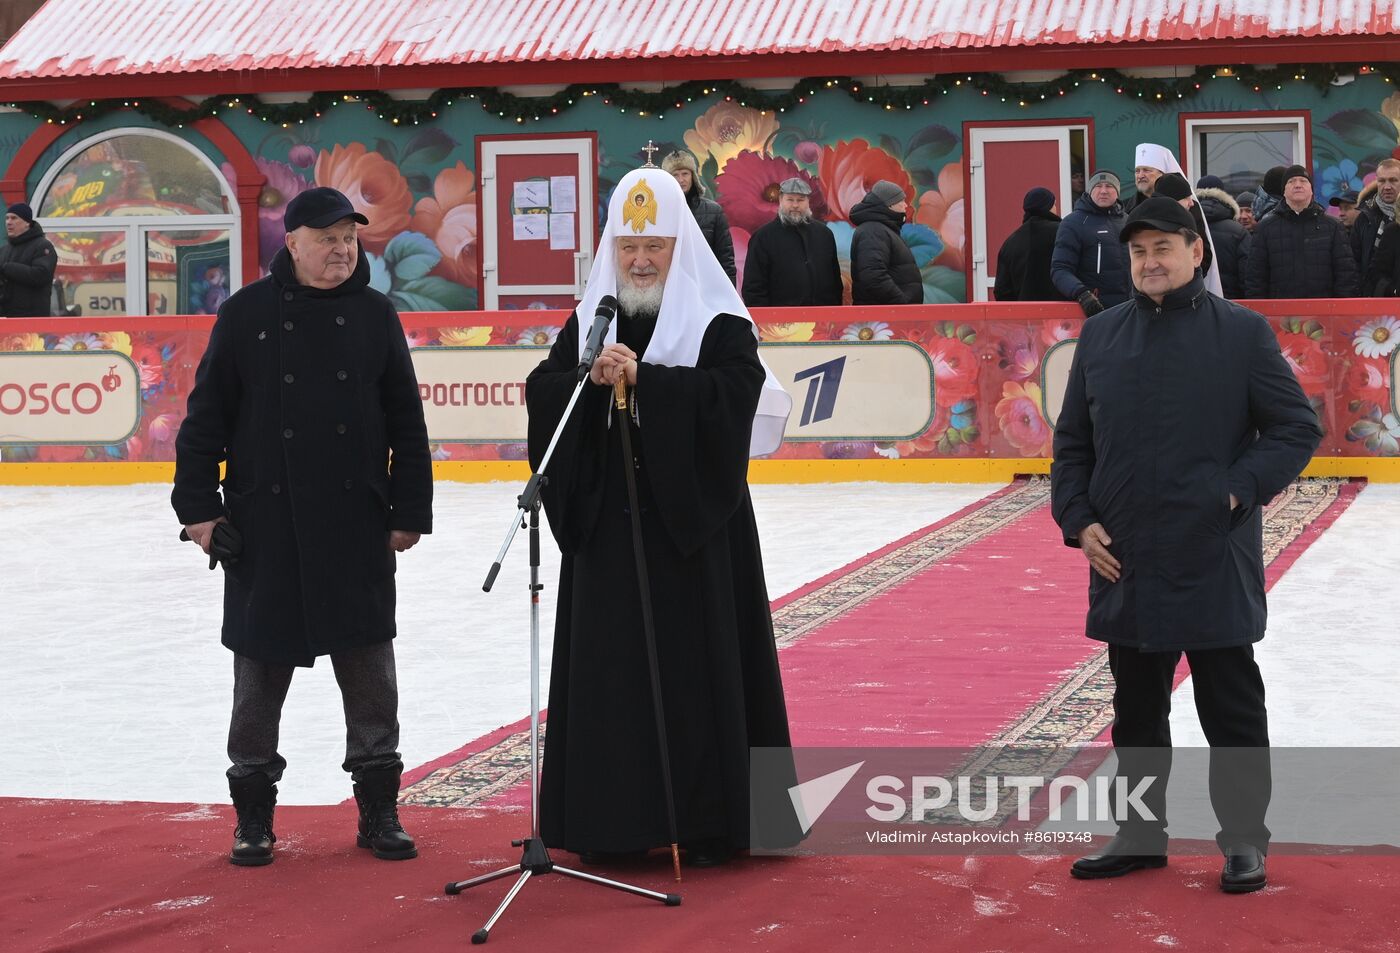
[616,278,664,318]
[779,209,813,226]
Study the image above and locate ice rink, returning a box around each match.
[2,481,1396,806]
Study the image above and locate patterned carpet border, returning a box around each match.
[402,477,1356,809]
[403,479,1049,807]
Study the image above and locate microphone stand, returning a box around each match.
[445,349,681,945]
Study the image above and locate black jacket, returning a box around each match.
[994,211,1064,302]
[1243,202,1358,298]
[1051,278,1322,651]
[1196,188,1249,299]
[849,198,922,305]
[0,221,57,317]
[172,247,433,666]
[686,186,737,285]
[1051,193,1130,306]
[741,216,842,307]
[1351,183,1392,283]
[1362,221,1400,296]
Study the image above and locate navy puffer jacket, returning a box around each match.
[1051,193,1130,306]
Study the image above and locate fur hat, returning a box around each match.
[660,150,700,176]
[1262,166,1288,196]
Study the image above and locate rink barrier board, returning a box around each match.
[1,300,1397,483]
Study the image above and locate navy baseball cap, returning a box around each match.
[1329,190,1360,207]
[283,187,369,232]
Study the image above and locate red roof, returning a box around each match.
[2,0,1398,92]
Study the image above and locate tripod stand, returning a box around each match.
[444,371,681,945]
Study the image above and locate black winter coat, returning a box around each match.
[1362,221,1400,296]
[1051,278,1322,651]
[993,211,1064,302]
[849,198,922,305]
[1350,192,1392,282]
[686,187,737,284]
[172,247,433,666]
[0,222,57,317]
[1197,189,1249,299]
[1051,193,1130,306]
[1242,202,1358,298]
[741,216,842,307]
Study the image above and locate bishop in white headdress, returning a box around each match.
[524,167,799,863]
[1134,142,1224,296]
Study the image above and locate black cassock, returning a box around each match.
[526,309,795,854]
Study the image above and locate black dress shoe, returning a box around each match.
[683,839,733,868]
[1070,835,1168,880]
[1220,846,1267,893]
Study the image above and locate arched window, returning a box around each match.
[34,129,241,316]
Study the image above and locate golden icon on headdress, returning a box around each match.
[622,178,658,234]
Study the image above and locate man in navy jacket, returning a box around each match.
[1052,197,1321,894]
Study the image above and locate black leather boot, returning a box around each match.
[228,773,277,867]
[353,767,417,860]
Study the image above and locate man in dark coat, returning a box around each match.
[1243,165,1358,298]
[172,187,433,867]
[1052,197,1322,894]
[742,177,842,307]
[993,187,1064,302]
[0,202,57,317]
[526,168,797,868]
[1052,170,1130,315]
[662,149,737,285]
[1351,159,1400,280]
[850,179,923,305]
[1194,179,1249,298]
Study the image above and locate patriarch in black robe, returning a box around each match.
[526,168,796,864]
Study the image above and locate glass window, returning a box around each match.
[39,134,229,219]
[48,229,129,317]
[1198,127,1300,195]
[146,228,231,315]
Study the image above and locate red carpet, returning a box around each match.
[3,798,1396,953]
[7,479,1377,952]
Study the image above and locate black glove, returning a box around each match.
[1077,290,1105,316]
[179,522,243,570]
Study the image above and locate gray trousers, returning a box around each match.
[227,641,403,784]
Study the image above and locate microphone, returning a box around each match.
[577,294,619,381]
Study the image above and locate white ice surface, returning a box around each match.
[0,481,990,805]
[1044,484,1400,846]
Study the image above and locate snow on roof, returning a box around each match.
[1,0,1392,80]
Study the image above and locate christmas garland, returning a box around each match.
[5,63,1394,128]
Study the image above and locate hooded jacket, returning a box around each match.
[1351,180,1393,287]
[1196,188,1250,298]
[1051,193,1130,306]
[683,180,737,285]
[0,220,58,317]
[849,196,922,305]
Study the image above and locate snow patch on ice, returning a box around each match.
[152,896,212,911]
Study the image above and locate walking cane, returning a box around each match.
[613,374,683,883]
